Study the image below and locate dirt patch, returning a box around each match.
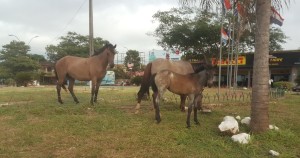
[116,104,153,114]
[0,101,33,107]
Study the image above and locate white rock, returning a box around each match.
[235,115,241,120]
[201,109,212,113]
[269,125,280,131]
[218,116,239,134]
[241,117,251,125]
[269,150,280,156]
[231,133,251,144]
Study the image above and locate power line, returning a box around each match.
[49,0,87,44]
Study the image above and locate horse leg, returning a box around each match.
[135,90,144,114]
[197,89,204,110]
[197,93,203,110]
[194,95,200,125]
[56,75,66,104]
[90,80,96,105]
[68,78,79,104]
[93,80,101,103]
[186,95,195,128]
[56,83,63,104]
[180,95,187,112]
[152,92,161,123]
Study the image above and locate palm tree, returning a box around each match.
[179,0,289,133]
[250,0,271,133]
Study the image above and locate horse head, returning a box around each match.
[202,55,216,88]
[206,64,215,88]
[105,43,117,68]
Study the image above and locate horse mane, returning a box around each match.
[192,62,214,74]
[92,43,115,56]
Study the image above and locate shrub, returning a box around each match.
[4,78,16,86]
[295,69,300,85]
[130,76,142,86]
[273,81,293,90]
[15,72,39,87]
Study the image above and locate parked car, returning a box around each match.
[292,85,300,92]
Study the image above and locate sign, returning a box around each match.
[269,57,283,65]
[212,56,246,66]
[127,63,134,68]
[101,71,115,85]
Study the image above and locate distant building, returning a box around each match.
[40,61,56,84]
[148,49,182,63]
[212,50,300,87]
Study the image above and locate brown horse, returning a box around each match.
[54,43,117,105]
[135,58,195,113]
[151,63,215,128]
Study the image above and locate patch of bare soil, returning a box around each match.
[116,104,153,114]
[0,101,33,107]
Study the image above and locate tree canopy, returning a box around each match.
[0,40,41,85]
[124,50,141,71]
[152,7,221,60]
[45,32,109,62]
[152,6,288,60]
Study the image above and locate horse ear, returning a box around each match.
[113,44,117,48]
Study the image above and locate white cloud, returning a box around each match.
[0,0,299,58]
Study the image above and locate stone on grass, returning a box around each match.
[269,150,280,156]
[231,133,251,144]
[218,116,239,134]
[241,117,251,125]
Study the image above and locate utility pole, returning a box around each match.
[89,0,94,56]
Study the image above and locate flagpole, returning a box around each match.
[226,19,231,89]
[218,19,224,96]
[229,12,235,91]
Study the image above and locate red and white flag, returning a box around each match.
[270,7,284,26]
[221,27,229,44]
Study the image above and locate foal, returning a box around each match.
[151,64,214,128]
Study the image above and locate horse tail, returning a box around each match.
[150,73,158,93]
[137,62,152,102]
[54,67,67,92]
[135,62,152,114]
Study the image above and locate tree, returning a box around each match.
[124,50,141,72]
[294,69,300,86]
[269,27,288,51]
[28,54,47,63]
[45,32,109,62]
[153,6,288,57]
[113,65,130,79]
[0,41,40,81]
[179,0,289,133]
[250,0,271,133]
[239,26,288,52]
[152,8,221,59]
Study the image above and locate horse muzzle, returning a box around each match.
[207,82,213,88]
[109,63,115,68]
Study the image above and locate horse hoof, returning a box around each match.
[156,119,161,124]
[195,121,200,125]
[58,101,63,104]
[186,125,191,129]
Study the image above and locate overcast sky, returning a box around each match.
[0,0,299,58]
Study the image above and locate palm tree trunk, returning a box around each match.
[250,0,271,133]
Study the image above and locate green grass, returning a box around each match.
[0,86,299,157]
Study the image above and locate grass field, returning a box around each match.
[0,86,299,157]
